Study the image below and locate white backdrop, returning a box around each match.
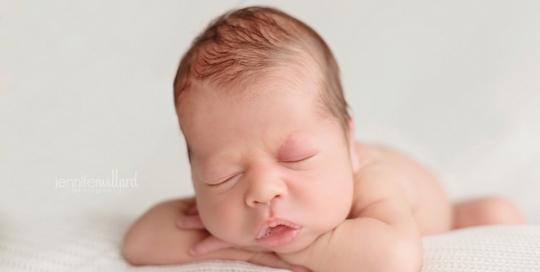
[1,1,540,269]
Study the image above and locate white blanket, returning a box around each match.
[1,214,539,271]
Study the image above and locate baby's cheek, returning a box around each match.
[200,203,245,242]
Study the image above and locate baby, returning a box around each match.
[122,6,525,272]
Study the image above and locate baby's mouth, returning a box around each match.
[255,219,302,246]
[261,225,289,237]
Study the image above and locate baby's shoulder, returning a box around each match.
[354,142,403,165]
[351,142,394,177]
[349,142,413,217]
[353,142,420,177]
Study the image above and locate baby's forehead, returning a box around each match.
[177,69,332,143]
[183,62,322,106]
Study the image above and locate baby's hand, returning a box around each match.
[176,204,205,229]
[177,206,311,272]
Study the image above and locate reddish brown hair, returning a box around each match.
[173,6,350,129]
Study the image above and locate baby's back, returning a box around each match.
[353,143,453,235]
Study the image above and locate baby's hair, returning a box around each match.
[173,6,350,130]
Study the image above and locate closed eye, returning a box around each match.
[206,173,240,188]
[282,154,317,164]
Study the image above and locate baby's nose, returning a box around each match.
[244,167,287,208]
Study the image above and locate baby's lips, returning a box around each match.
[255,218,302,239]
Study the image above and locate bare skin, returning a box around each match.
[122,142,525,271]
[121,197,303,269]
[122,69,525,271]
[352,143,525,233]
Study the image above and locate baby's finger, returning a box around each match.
[177,214,205,229]
[189,235,232,256]
[187,205,198,215]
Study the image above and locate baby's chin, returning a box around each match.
[219,230,318,254]
[270,235,325,256]
[217,220,342,254]
[257,230,322,254]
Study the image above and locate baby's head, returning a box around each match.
[174,7,360,253]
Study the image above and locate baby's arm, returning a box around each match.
[122,197,243,264]
[278,166,422,272]
[122,198,298,270]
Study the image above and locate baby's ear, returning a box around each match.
[346,118,361,172]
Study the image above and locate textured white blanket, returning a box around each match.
[1,214,539,271]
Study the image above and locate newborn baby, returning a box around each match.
[122,6,525,272]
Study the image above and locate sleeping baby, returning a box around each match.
[122,6,525,272]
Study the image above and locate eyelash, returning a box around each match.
[206,155,316,188]
[207,174,238,188]
[282,154,316,164]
